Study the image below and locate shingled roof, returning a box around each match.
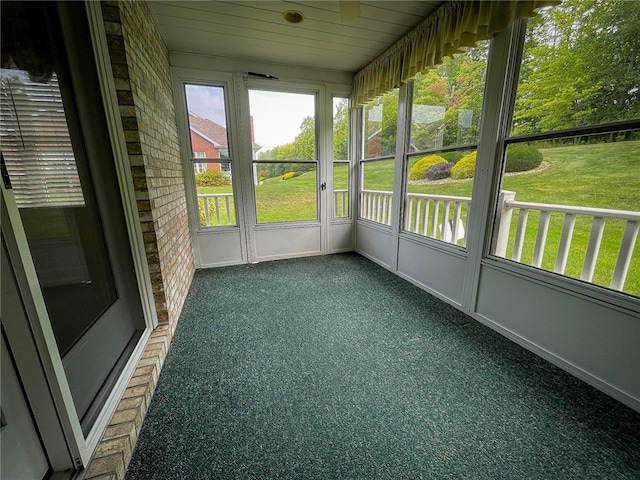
[189,113,227,147]
[188,112,260,150]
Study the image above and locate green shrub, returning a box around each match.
[441,151,464,164]
[505,144,543,172]
[195,168,231,187]
[408,154,446,180]
[282,171,302,180]
[450,151,477,179]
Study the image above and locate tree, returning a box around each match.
[410,42,488,150]
[512,0,640,135]
[333,98,349,160]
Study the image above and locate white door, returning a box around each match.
[243,85,325,261]
[177,74,353,266]
[1,1,145,435]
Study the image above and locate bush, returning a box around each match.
[450,151,477,179]
[426,162,454,181]
[281,171,302,180]
[440,151,464,164]
[195,168,231,187]
[505,144,543,172]
[408,154,446,180]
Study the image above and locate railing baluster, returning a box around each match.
[378,194,384,223]
[405,197,414,231]
[225,196,231,224]
[441,201,451,241]
[213,197,221,226]
[581,217,605,282]
[451,202,462,245]
[422,199,430,236]
[362,193,368,219]
[532,211,551,267]
[513,209,529,262]
[554,214,576,274]
[203,197,211,226]
[342,192,346,217]
[430,202,440,240]
[414,199,421,233]
[494,191,516,257]
[610,220,639,291]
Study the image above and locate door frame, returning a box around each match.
[1,181,82,471]
[173,65,351,267]
[235,76,328,263]
[0,2,160,472]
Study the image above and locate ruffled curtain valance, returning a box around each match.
[352,0,560,107]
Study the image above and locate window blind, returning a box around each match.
[0,69,84,207]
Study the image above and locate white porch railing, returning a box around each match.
[197,193,235,227]
[360,189,393,225]
[360,189,639,292]
[494,190,640,291]
[404,192,471,246]
[334,189,349,218]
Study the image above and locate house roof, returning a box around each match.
[189,114,228,147]
[189,113,260,150]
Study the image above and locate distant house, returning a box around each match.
[188,113,230,174]
[188,112,260,174]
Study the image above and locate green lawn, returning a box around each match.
[197,140,640,296]
[366,141,640,297]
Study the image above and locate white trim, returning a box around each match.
[1,182,82,470]
[461,23,524,315]
[85,2,157,330]
[172,70,251,267]
[84,0,159,459]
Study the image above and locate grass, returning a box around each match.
[196,141,640,296]
[369,140,640,297]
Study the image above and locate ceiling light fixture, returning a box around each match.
[283,10,304,24]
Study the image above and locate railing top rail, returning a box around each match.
[361,189,394,195]
[197,193,234,198]
[506,199,640,221]
[334,189,348,193]
[407,192,472,203]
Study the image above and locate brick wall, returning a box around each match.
[101,0,194,328]
[191,131,221,158]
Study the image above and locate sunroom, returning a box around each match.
[1,1,638,479]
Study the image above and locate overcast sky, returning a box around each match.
[185,85,314,152]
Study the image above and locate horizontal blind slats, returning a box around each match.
[1,69,84,207]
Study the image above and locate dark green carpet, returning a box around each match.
[125,253,640,479]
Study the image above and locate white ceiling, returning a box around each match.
[148,1,444,73]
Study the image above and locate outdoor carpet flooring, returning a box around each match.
[125,253,640,479]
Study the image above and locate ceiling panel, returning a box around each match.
[149,0,444,72]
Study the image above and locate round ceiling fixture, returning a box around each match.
[283,10,304,24]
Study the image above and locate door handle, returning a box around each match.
[320,182,326,191]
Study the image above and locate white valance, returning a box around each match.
[352,0,560,106]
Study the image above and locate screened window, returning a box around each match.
[333,97,350,219]
[250,89,317,224]
[185,84,236,228]
[359,89,398,225]
[403,42,488,247]
[490,2,640,298]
